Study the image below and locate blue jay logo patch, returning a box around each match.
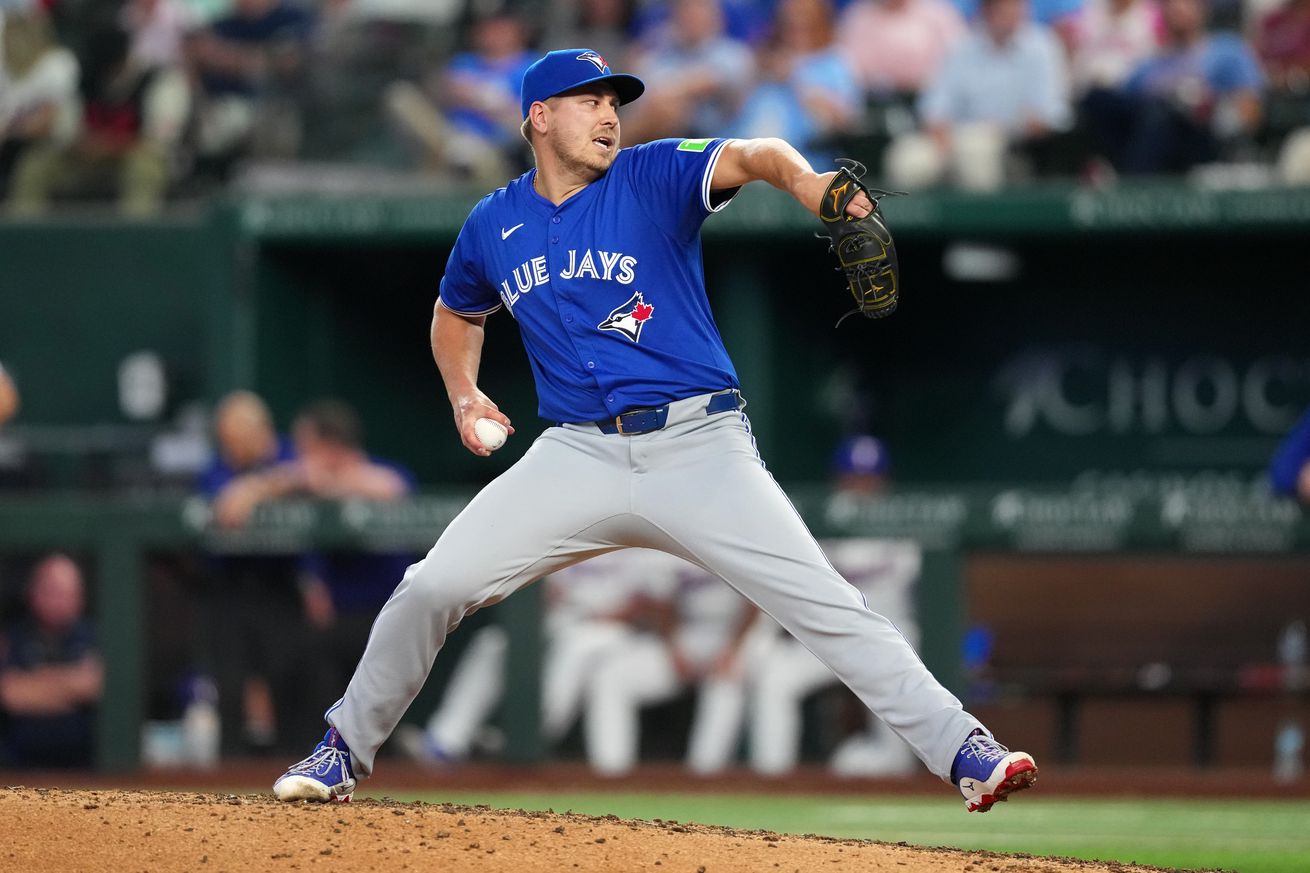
[577,51,609,73]
[598,291,654,342]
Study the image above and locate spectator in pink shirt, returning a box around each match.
[1256,0,1310,89]
[837,0,967,94]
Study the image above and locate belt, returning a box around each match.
[593,390,741,435]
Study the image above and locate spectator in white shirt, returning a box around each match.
[919,0,1071,145]
[890,0,1070,187]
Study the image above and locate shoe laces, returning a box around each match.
[287,744,350,779]
[961,734,1010,764]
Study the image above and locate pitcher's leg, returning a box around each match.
[326,431,630,776]
[637,418,982,781]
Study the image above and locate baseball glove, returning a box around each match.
[818,159,903,326]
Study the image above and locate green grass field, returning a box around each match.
[367,790,1310,873]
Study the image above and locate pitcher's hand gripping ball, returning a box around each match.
[818,159,903,326]
[474,417,508,451]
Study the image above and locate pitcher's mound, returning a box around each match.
[0,787,1172,872]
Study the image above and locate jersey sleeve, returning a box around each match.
[437,202,502,316]
[624,138,740,242]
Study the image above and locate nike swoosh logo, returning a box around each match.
[501,223,524,240]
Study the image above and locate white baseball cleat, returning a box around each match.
[273,728,357,803]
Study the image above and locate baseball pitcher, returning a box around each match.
[273,48,1037,813]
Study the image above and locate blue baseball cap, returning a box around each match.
[520,49,645,119]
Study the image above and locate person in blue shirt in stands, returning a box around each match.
[949,0,1082,51]
[728,0,863,168]
[199,390,299,752]
[1271,407,1310,505]
[388,12,535,184]
[278,400,415,707]
[1082,0,1262,173]
[190,0,314,170]
[215,398,413,712]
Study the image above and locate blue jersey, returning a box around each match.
[438,137,742,423]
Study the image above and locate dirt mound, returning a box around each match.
[0,787,1174,873]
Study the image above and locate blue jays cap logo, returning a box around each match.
[576,51,608,73]
[598,291,654,342]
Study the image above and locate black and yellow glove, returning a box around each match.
[818,159,903,326]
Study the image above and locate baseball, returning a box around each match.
[474,417,508,451]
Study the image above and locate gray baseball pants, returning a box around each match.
[326,391,983,779]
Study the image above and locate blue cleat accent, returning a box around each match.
[273,727,357,803]
[952,729,1037,812]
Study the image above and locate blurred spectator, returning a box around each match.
[630,0,777,45]
[295,0,455,165]
[278,399,413,707]
[584,558,758,776]
[1,6,80,202]
[545,0,637,70]
[1270,406,1310,504]
[0,362,18,427]
[199,389,299,753]
[121,0,200,70]
[1082,0,1262,174]
[1255,0,1310,183]
[395,549,674,766]
[830,432,891,494]
[949,0,1083,51]
[0,362,26,490]
[1070,0,1163,92]
[835,0,966,95]
[204,389,295,526]
[744,539,921,777]
[7,25,190,215]
[1255,0,1310,90]
[212,397,412,745]
[624,0,755,141]
[899,0,1071,188]
[210,395,410,524]
[384,12,532,184]
[727,0,862,167]
[189,0,315,176]
[0,554,104,768]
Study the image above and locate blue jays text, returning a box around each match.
[500,249,639,313]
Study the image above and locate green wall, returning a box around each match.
[0,220,223,425]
